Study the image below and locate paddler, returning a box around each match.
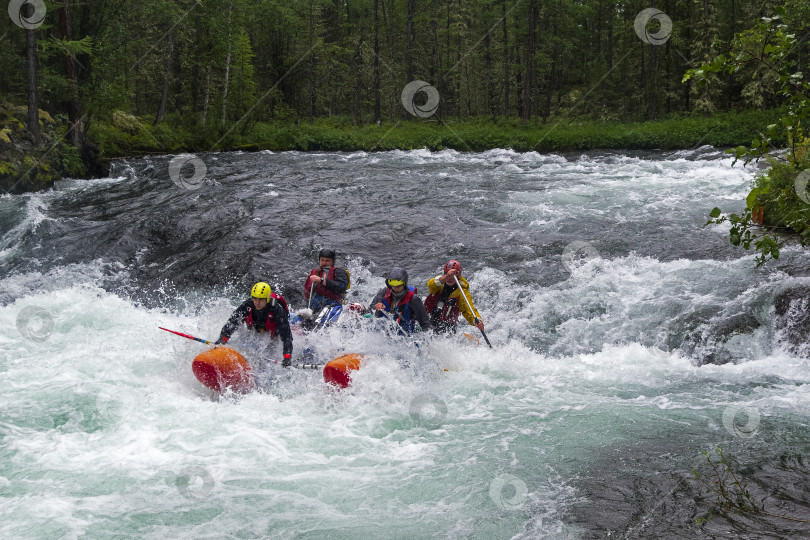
[425,260,485,334]
[304,248,351,312]
[215,282,294,367]
[370,267,431,335]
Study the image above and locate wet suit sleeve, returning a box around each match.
[324,268,350,295]
[427,276,444,294]
[274,303,294,356]
[218,299,252,342]
[410,296,432,332]
[303,273,313,301]
[370,288,387,316]
[457,287,482,326]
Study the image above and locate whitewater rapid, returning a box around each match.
[2,148,809,538]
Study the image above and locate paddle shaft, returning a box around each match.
[453,276,492,348]
[307,279,316,311]
[159,327,215,345]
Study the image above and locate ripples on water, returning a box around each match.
[1,148,809,538]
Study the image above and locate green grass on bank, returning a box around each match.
[89,109,785,159]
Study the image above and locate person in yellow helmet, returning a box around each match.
[215,282,293,367]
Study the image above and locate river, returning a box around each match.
[2,148,809,538]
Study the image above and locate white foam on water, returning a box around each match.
[2,148,809,537]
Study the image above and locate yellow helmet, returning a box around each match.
[251,282,272,299]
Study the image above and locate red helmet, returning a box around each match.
[444,260,462,274]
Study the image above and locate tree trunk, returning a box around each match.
[665,0,671,115]
[26,28,40,145]
[502,0,509,116]
[484,29,494,120]
[309,0,315,124]
[353,28,364,126]
[201,65,212,126]
[684,0,692,112]
[172,33,183,113]
[406,0,415,83]
[221,0,234,126]
[58,0,84,147]
[522,0,536,122]
[702,0,711,113]
[445,1,452,116]
[155,29,173,125]
[373,0,380,125]
[381,0,395,121]
[606,5,613,69]
[649,38,658,119]
[543,60,554,122]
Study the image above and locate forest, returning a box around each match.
[2,0,807,144]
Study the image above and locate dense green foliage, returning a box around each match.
[86,109,784,156]
[1,0,803,144]
[692,6,810,265]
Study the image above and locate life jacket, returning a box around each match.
[306,267,350,304]
[381,286,417,334]
[244,293,289,337]
[424,285,460,327]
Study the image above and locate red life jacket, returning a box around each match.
[424,288,461,325]
[244,293,289,337]
[306,267,345,303]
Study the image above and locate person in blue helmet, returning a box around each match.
[369,267,431,335]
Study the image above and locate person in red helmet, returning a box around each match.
[425,260,485,334]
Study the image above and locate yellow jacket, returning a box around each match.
[426,275,482,326]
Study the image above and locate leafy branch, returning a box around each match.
[684,8,809,167]
[687,8,810,265]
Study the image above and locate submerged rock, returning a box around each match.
[774,287,810,359]
[680,312,764,366]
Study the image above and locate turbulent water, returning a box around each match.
[2,148,810,538]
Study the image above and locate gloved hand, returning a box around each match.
[282,354,292,367]
[215,336,228,345]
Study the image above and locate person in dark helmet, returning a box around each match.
[304,248,351,312]
[425,259,484,334]
[370,267,431,335]
[215,282,294,367]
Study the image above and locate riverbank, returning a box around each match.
[90,109,784,157]
[0,101,86,193]
[0,106,787,193]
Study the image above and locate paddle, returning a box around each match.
[159,327,215,344]
[161,327,323,370]
[453,276,492,348]
[297,281,317,320]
